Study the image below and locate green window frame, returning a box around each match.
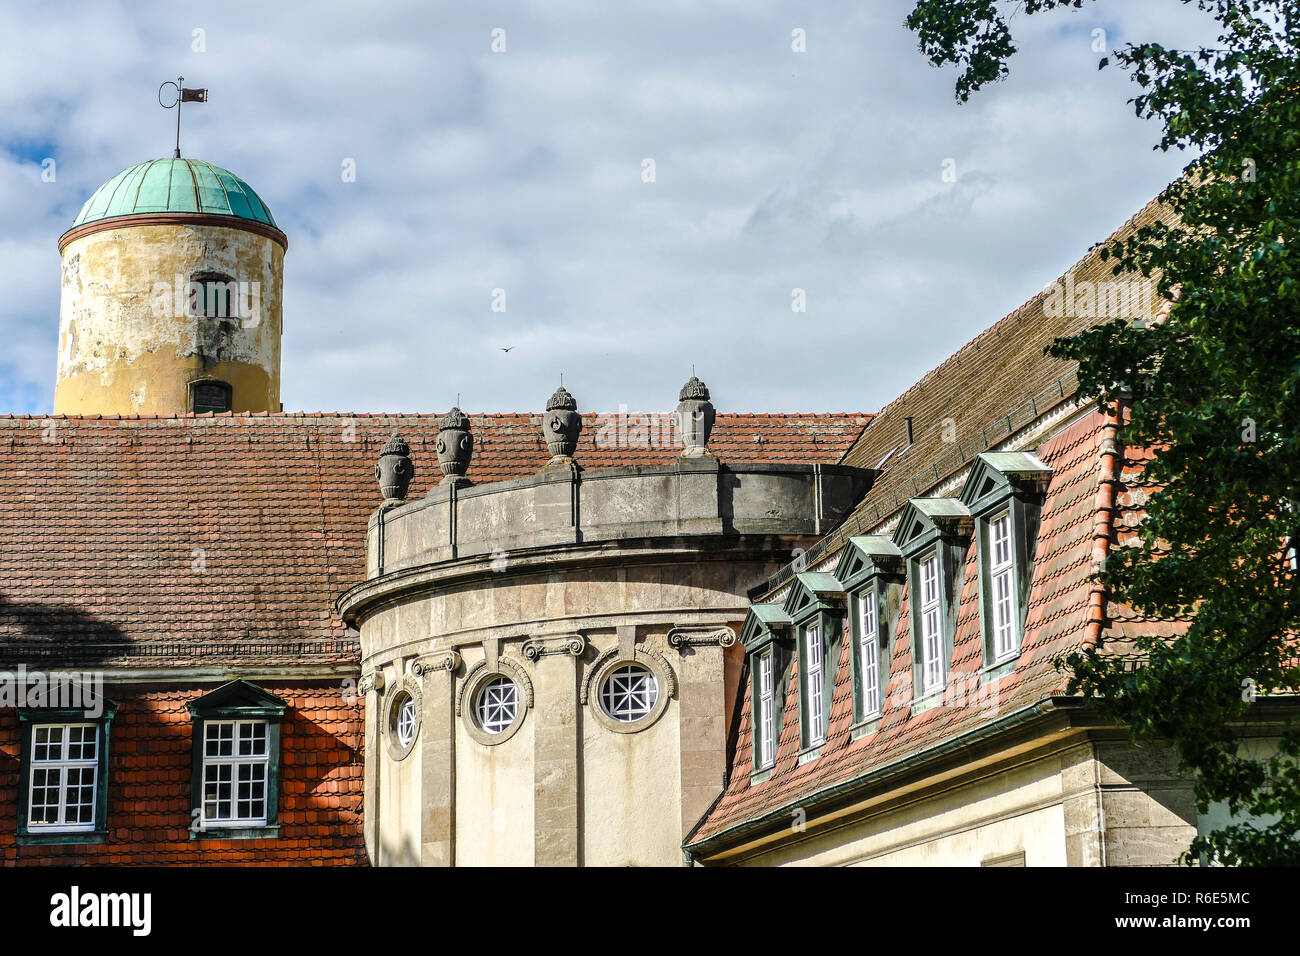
[782,573,847,756]
[17,699,117,846]
[187,680,287,841]
[800,621,828,749]
[754,649,777,770]
[960,453,1051,676]
[740,604,794,778]
[893,499,973,707]
[835,535,905,729]
[190,379,232,414]
[852,583,884,720]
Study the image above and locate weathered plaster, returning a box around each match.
[55,222,283,415]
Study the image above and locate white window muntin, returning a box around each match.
[919,551,944,693]
[757,650,775,768]
[600,664,659,723]
[201,719,269,827]
[858,588,881,719]
[28,723,99,832]
[396,695,418,747]
[989,511,1019,659]
[804,624,825,746]
[475,676,520,734]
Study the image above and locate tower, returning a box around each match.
[55,158,287,416]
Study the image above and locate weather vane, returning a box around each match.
[158,76,208,159]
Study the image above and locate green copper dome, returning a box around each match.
[71,158,278,229]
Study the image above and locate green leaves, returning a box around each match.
[909,0,1300,866]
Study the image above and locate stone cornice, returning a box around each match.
[339,542,818,627]
[59,212,289,253]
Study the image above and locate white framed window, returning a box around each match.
[989,511,1019,659]
[396,695,418,747]
[858,588,881,719]
[201,719,269,827]
[919,551,944,693]
[475,676,520,734]
[600,664,659,723]
[28,723,99,832]
[756,650,776,768]
[804,624,825,747]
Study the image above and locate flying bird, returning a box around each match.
[500,347,514,353]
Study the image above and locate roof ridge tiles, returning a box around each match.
[0,410,873,424]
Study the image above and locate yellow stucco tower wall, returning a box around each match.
[54,158,287,416]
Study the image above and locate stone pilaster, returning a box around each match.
[669,626,735,837]
[1093,739,1197,866]
[414,652,459,866]
[525,635,586,866]
[358,670,384,864]
[1060,741,1105,867]
[1060,738,1197,867]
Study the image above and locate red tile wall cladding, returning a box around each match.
[0,682,366,866]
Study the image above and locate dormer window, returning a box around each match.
[740,604,795,777]
[756,650,776,769]
[857,586,881,718]
[781,572,846,755]
[918,550,944,693]
[988,511,1017,659]
[835,535,903,729]
[893,499,973,708]
[803,624,826,747]
[960,453,1052,672]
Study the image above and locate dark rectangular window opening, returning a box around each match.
[192,380,232,414]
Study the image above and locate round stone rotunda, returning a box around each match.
[339,380,874,866]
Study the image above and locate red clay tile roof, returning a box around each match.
[1101,440,1191,650]
[0,412,869,667]
[744,196,1177,603]
[689,408,1112,848]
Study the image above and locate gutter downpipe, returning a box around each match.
[1082,397,1125,651]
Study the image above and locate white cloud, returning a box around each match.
[0,0,1220,416]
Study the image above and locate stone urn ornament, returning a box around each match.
[375,432,414,505]
[436,407,473,485]
[542,385,582,462]
[675,375,715,457]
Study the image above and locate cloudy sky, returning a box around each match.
[0,0,1219,416]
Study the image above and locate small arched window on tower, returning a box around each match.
[191,380,232,414]
[190,271,239,321]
